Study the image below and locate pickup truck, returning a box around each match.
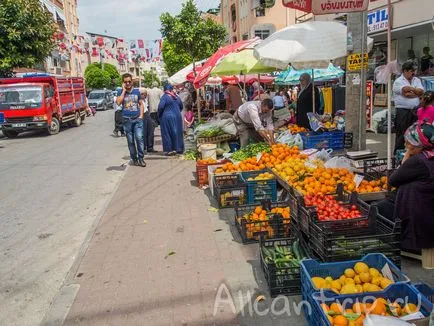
[0,74,86,138]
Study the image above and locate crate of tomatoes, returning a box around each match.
[234,200,291,244]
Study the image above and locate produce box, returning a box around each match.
[214,177,247,208]
[260,237,309,297]
[241,170,277,205]
[310,283,433,326]
[307,210,401,266]
[296,192,373,238]
[234,200,291,244]
[207,164,234,196]
[196,159,230,188]
[301,131,344,151]
[197,133,236,144]
[413,283,434,304]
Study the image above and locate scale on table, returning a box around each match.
[345,150,378,169]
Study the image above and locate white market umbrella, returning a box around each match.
[254,21,373,70]
[168,59,207,86]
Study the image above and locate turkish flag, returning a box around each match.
[91,47,99,57]
[282,0,312,13]
[97,37,104,47]
[137,39,144,48]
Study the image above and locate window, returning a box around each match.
[242,34,249,40]
[255,7,265,17]
[254,30,270,40]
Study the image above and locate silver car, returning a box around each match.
[87,90,114,111]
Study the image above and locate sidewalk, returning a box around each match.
[61,133,432,326]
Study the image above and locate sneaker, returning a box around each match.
[113,130,119,137]
[168,151,177,156]
[138,159,147,167]
[130,159,139,166]
[147,149,157,153]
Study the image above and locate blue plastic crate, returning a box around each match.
[0,112,4,124]
[241,170,277,205]
[413,283,434,304]
[310,283,433,326]
[301,131,344,151]
[300,253,410,318]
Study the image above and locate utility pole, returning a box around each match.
[345,12,368,151]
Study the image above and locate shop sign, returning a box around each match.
[367,7,389,34]
[311,0,369,15]
[282,0,312,13]
[347,52,369,71]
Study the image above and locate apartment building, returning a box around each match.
[220,0,313,42]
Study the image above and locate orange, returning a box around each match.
[330,302,344,314]
[333,315,348,326]
[352,303,364,314]
[369,299,386,315]
[327,314,333,324]
[355,314,365,326]
[320,303,330,313]
[388,302,402,317]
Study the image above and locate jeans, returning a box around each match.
[123,117,145,160]
[114,110,124,133]
[143,111,155,151]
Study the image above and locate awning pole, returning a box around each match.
[387,0,392,169]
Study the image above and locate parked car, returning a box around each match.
[0,74,86,138]
[87,89,114,111]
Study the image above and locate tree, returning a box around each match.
[160,0,227,77]
[141,70,160,88]
[0,0,57,77]
[84,65,111,89]
[161,40,192,76]
[91,63,121,88]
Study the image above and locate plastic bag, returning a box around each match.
[310,148,333,162]
[363,315,414,326]
[276,130,304,148]
[324,156,352,169]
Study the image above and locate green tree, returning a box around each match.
[84,66,111,89]
[141,70,160,88]
[0,0,56,77]
[161,40,192,76]
[160,0,227,77]
[88,63,121,88]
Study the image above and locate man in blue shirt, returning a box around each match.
[116,73,146,167]
[273,92,285,110]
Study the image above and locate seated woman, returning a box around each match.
[388,121,434,254]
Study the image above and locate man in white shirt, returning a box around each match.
[234,99,275,147]
[145,82,163,152]
[392,61,424,152]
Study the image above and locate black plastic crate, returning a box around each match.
[234,200,291,244]
[344,132,353,149]
[308,209,401,265]
[260,237,308,297]
[215,183,247,208]
[214,173,241,188]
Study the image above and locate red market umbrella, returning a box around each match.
[243,75,275,85]
[187,67,238,84]
[193,37,259,89]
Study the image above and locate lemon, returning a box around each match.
[344,268,356,278]
[345,278,355,285]
[331,280,342,291]
[325,276,333,283]
[362,283,372,292]
[354,262,369,274]
[355,284,363,293]
[341,283,358,294]
[365,284,381,292]
[369,268,381,278]
[380,277,393,289]
[403,303,418,314]
[371,276,382,286]
[339,275,347,285]
[359,272,371,283]
[354,275,362,285]
[312,277,326,289]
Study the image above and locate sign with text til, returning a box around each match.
[367,7,389,34]
[347,53,369,71]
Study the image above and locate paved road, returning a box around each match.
[0,111,129,326]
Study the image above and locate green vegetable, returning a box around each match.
[197,127,225,138]
[231,143,271,162]
[182,150,199,160]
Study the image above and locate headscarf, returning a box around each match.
[163,84,177,99]
[298,73,312,97]
[404,121,434,159]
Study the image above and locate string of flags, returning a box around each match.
[52,32,163,64]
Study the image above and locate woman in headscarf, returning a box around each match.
[296,73,321,129]
[158,84,184,156]
[388,121,434,253]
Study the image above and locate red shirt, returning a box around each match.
[417,105,434,123]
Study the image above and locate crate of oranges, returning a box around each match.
[234,201,291,244]
[311,283,433,326]
[196,158,230,188]
[241,170,277,204]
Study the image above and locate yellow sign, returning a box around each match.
[347,53,369,71]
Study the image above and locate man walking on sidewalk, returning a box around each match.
[146,82,163,152]
[392,61,424,152]
[117,73,146,167]
[139,89,155,154]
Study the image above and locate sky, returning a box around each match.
[78,0,220,40]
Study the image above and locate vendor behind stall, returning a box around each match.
[234,99,274,147]
[388,121,434,252]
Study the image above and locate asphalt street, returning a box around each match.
[0,110,129,326]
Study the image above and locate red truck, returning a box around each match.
[0,74,86,138]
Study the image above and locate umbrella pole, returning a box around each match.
[258,73,261,100]
[213,87,215,117]
[312,69,315,114]
[386,0,392,169]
